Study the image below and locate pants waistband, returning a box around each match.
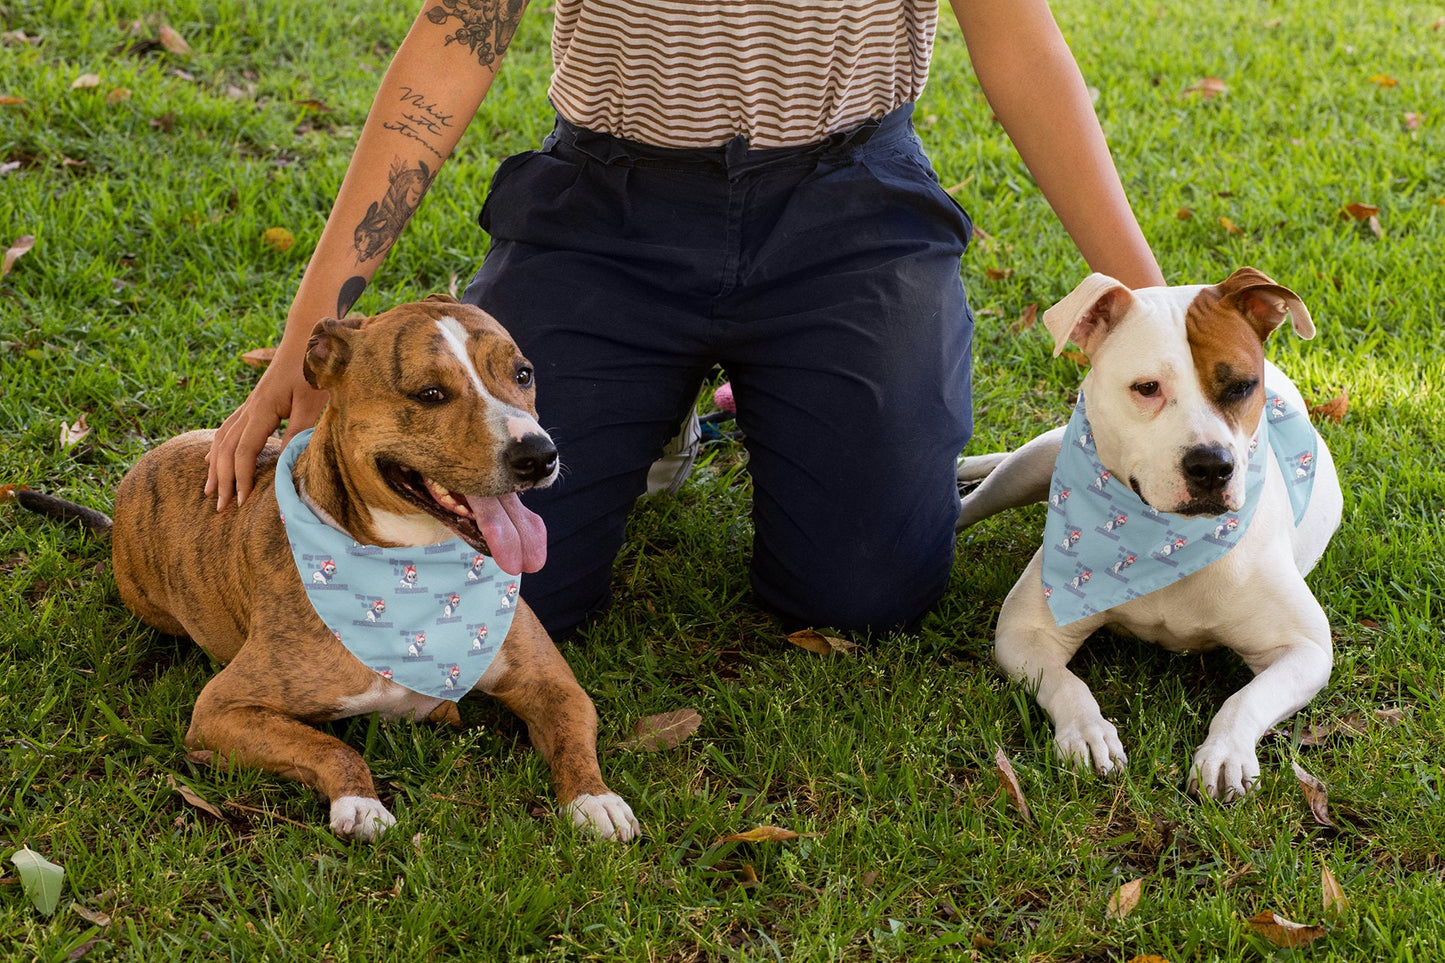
[547,104,917,176]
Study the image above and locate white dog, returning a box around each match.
[957,268,1342,800]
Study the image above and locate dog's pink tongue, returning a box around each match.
[466,493,547,575]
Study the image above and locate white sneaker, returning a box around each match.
[645,408,702,497]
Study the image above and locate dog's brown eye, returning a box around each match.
[515,366,534,388]
[1222,379,1257,401]
[412,386,448,405]
[1132,381,1160,397]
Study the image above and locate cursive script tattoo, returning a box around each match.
[352,158,435,262]
[425,0,529,68]
[383,86,455,161]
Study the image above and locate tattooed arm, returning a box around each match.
[207,0,532,508]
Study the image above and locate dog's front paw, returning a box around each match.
[565,792,641,842]
[330,795,396,841]
[1188,739,1259,801]
[1054,716,1128,775]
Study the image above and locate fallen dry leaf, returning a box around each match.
[1368,74,1399,88]
[59,414,90,449]
[1219,216,1243,236]
[1060,350,1090,367]
[3,234,35,278]
[159,24,191,55]
[1012,303,1039,334]
[71,903,112,927]
[786,628,859,656]
[1309,388,1348,424]
[993,747,1034,826]
[165,773,229,823]
[240,347,277,368]
[262,227,294,252]
[294,98,333,113]
[1125,957,1172,963]
[105,88,132,106]
[1183,76,1228,99]
[1176,206,1194,220]
[1341,203,1379,221]
[1293,762,1335,827]
[717,826,805,844]
[1106,878,1143,920]
[71,73,101,90]
[617,708,702,751]
[0,94,24,106]
[1247,909,1327,948]
[985,267,1014,281]
[1321,864,1348,914]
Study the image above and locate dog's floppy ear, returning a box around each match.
[304,317,365,389]
[1216,267,1314,341]
[1042,273,1136,358]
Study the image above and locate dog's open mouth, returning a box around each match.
[380,461,547,575]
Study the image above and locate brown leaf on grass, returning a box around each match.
[71,903,112,927]
[3,234,35,278]
[165,773,229,823]
[262,227,294,252]
[1339,202,1378,221]
[1012,303,1039,334]
[617,708,702,751]
[1247,909,1327,947]
[0,94,24,106]
[993,747,1034,826]
[1293,762,1335,827]
[59,414,90,449]
[1125,957,1173,963]
[71,73,101,90]
[1106,878,1143,920]
[1321,864,1348,914]
[105,88,132,106]
[158,24,191,55]
[717,826,806,844]
[1309,389,1348,424]
[1060,350,1090,367]
[1368,74,1399,88]
[1182,76,1227,99]
[786,628,860,656]
[240,347,277,368]
[0,483,22,504]
[1219,216,1243,236]
[985,267,1014,281]
[1176,207,1194,220]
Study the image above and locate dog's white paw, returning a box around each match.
[330,795,396,841]
[566,792,641,842]
[1055,716,1128,775]
[1188,739,1260,801]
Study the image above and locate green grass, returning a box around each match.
[3,0,1444,959]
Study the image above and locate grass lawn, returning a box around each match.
[2,0,1443,959]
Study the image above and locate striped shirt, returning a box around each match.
[547,0,938,149]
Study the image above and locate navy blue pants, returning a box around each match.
[463,104,974,638]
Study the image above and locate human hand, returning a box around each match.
[204,358,328,510]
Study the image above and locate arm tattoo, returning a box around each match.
[352,158,435,263]
[383,86,455,162]
[425,0,529,68]
[337,275,367,317]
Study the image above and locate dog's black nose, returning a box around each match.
[506,433,558,483]
[1182,445,1234,493]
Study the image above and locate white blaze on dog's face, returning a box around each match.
[302,296,556,573]
[1043,268,1313,516]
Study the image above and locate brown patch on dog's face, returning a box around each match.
[1185,285,1267,438]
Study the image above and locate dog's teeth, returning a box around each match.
[423,477,472,516]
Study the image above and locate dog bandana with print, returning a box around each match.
[274,429,521,700]
[1041,389,1317,627]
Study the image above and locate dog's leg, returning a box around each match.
[957,426,1066,531]
[185,649,397,841]
[478,604,639,842]
[994,557,1126,773]
[1188,591,1333,801]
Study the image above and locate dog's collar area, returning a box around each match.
[1040,389,1317,626]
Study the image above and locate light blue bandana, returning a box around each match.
[1041,389,1316,626]
[275,429,520,700]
